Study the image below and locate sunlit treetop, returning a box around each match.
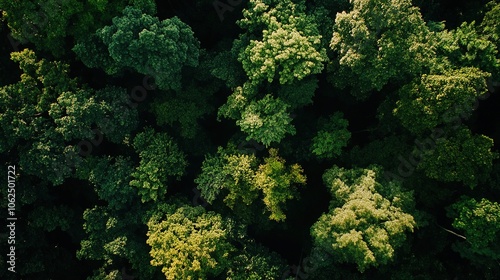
[433,21,500,80]
[146,203,236,280]
[235,0,327,85]
[329,0,433,98]
[195,146,306,222]
[311,165,417,272]
[416,128,497,188]
[393,67,490,135]
[481,1,500,46]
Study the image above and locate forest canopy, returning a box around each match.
[0,0,499,279]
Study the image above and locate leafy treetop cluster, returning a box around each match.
[0,0,499,279]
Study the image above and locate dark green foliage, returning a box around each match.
[329,0,432,98]
[448,196,500,272]
[236,94,297,147]
[1,1,499,279]
[0,0,156,56]
[394,67,490,134]
[311,112,351,159]
[236,0,327,86]
[130,128,188,202]
[349,135,412,171]
[416,128,497,188]
[224,240,288,280]
[73,6,200,91]
[217,0,327,147]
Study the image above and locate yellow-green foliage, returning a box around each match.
[147,204,234,280]
[311,166,416,272]
[237,0,327,85]
[196,146,306,222]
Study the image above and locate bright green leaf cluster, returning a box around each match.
[79,205,159,279]
[147,204,234,280]
[311,166,416,272]
[0,49,137,185]
[481,1,500,46]
[237,0,327,85]
[225,240,287,280]
[276,77,318,109]
[236,94,296,147]
[76,156,138,210]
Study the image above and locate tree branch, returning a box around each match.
[436,223,467,240]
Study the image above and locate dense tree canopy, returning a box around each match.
[394,67,490,134]
[235,0,327,85]
[0,0,156,57]
[416,128,497,188]
[329,0,432,98]
[73,6,199,91]
[146,203,235,279]
[195,146,306,222]
[448,196,500,275]
[1,0,499,279]
[0,49,138,185]
[130,128,188,202]
[311,166,417,272]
